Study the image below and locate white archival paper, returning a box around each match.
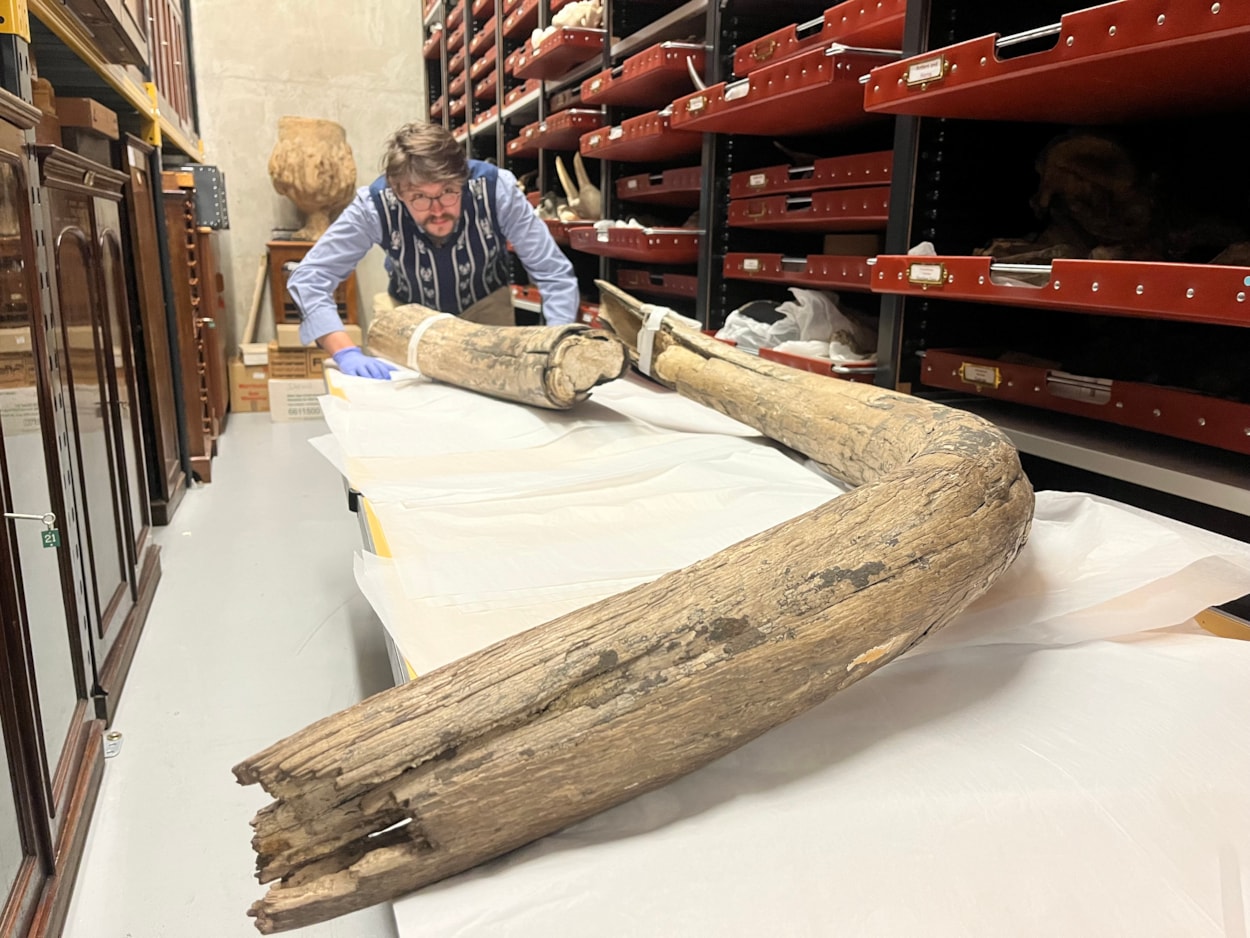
[316,368,1250,938]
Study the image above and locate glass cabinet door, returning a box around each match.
[52,223,133,643]
[0,159,89,807]
[97,219,149,565]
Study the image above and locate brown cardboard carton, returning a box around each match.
[268,377,327,422]
[55,97,120,140]
[275,322,362,349]
[229,357,270,413]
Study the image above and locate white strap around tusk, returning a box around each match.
[636,304,671,377]
[406,313,454,371]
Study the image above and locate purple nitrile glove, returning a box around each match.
[332,346,396,380]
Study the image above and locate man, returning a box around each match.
[289,121,579,379]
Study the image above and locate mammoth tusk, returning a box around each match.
[233,285,1034,933]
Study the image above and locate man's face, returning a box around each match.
[396,179,464,239]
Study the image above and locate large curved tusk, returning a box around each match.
[234,285,1034,933]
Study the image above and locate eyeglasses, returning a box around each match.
[401,189,463,212]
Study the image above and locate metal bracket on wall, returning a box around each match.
[0,0,31,42]
[142,82,162,147]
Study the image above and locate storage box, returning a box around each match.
[229,357,270,413]
[268,377,328,422]
[266,341,329,379]
[0,354,36,390]
[55,97,119,140]
[0,327,33,354]
[275,322,361,349]
[0,388,41,434]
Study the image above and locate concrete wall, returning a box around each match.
[187,0,426,350]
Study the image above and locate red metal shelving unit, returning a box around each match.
[474,72,498,102]
[729,150,892,199]
[507,109,608,157]
[542,219,595,246]
[863,1,1250,122]
[569,226,702,264]
[469,15,497,56]
[617,269,699,299]
[869,255,1250,329]
[724,253,875,292]
[470,52,496,80]
[513,28,606,80]
[920,348,1250,456]
[423,24,443,59]
[728,186,890,231]
[733,0,906,77]
[759,347,878,383]
[580,42,706,108]
[671,45,892,135]
[616,167,702,206]
[579,109,702,162]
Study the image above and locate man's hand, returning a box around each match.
[332,346,397,380]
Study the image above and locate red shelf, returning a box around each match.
[472,104,498,128]
[507,109,608,157]
[724,253,875,292]
[449,95,467,119]
[569,226,702,264]
[733,0,906,78]
[759,347,877,383]
[449,47,465,75]
[542,219,594,246]
[579,109,702,163]
[447,23,464,53]
[729,150,892,199]
[921,348,1250,456]
[615,166,702,207]
[513,28,606,80]
[472,0,493,16]
[504,79,542,109]
[617,269,698,300]
[581,42,706,108]
[470,52,496,80]
[423,25,443,60]
[430,94,445,120]
[449,69,468,96]
[728,186,889,232]
[869,255,1250,329]
[469,16,496,56]
[671,45,890,136]
[446,2,463,28]
[511,284,543,306]
[473,72,498,102]
[864,1,1250,123]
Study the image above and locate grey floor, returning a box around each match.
[63,414,401,938]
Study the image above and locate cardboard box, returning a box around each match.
[0,353,36,390]
[821,233,884,256]
[0,327,32,354]
[275,323,361,349]
[0,387,42,434]
[240,342,268,366]
[229,357,270,413]
[55,97,120,140]
[268,376,327,422]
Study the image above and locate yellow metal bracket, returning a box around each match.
[142,82,162,147]
[0,0,31,43]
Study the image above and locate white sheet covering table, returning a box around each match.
[314,366,1250,938]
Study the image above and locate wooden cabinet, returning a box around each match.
[120,137,185,524]
[37,145,161,724]
[0,92,106,937]
[160,172,219,482]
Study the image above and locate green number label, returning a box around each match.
[41,529,61,549]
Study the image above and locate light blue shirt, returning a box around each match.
[290,165,578,344]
